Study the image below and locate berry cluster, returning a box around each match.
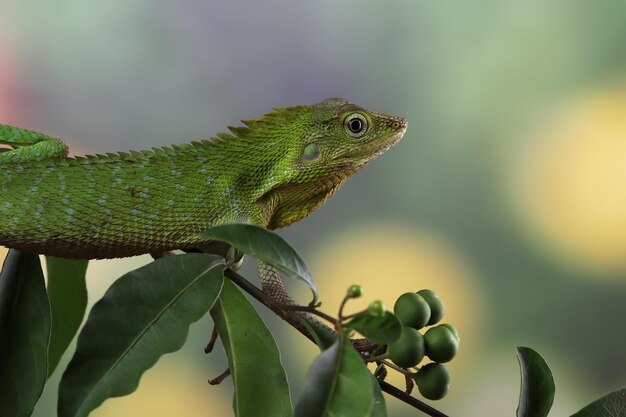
[387,290,459,400]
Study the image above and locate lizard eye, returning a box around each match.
[344,113,368,138]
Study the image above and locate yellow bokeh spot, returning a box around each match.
[91,359,232,417]
[0,246,8,264]
[293,224,484,391]
[513,82,626,275]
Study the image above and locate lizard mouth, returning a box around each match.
[340,121,407,160]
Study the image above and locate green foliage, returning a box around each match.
[0,225,622,417]
[570,389,626,417]
[369,375,388,417]
[346,311,402,345]
[211,280,292,417]
[58,254,225,417]
[516,347,555,417]
[45,257,89,376]
[0,251,50,417]
[294,339,374,417]
[201,223,318,303]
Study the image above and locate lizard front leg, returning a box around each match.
[257,260,377,352]
[257,260,333,338]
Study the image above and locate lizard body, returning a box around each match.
[0,98,406,301]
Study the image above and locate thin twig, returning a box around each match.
[208,368,231,385]
[204,326,219,353]
[379,380,449,417]
[379,359,412,375]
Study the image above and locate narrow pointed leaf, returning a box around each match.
[211,280,292,417]
[516,347,555,417]
[58,254,225,417]
[0,250,51,417]
[347,311,402,345]
[570,389,626,417]
[46,257,89,376]
[294,339,373,417]
[201,224,317,302]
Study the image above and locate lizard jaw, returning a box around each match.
[341,119,407,161]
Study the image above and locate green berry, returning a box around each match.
[346,284,363,299]
[388,327,425,368]
[413,363,451,400]
[424,325,459,363]
[417,289,445,325]
[367,300,386,317]
[438,323,460,343]
[393,292,431,329]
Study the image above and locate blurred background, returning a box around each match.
[1,0,625,415]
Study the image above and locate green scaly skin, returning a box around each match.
[0,98,407,305]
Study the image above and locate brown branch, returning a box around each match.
[208,368,231,385]
[224,268,337,339]
[378,380,449,417]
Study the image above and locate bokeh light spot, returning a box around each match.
[0,246,8,264]
[293,223,484,393]
[512,82,626,276]
[91,360,231,417]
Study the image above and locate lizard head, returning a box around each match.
[296,98,407,176]
[252,98,407,228]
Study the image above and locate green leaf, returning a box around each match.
[294,339,374,417]
[201,224,317,302]
[369,375,387,417]
[58,254,225,417]
[46,257,89,377]
[297,316,338,351]
[211,279,292,417]
[346,311,402,345]
[0,250,51,417]
[516,346,555,417]
[570,388,626,417]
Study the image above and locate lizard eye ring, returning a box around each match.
[302,143,320,161]
[344,113,368,138]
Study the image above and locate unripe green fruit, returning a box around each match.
[417,289,445,325]
[346,284,363,299]
[438,323,460,343]
[424,326,459,363]
[367,300,386,317]
[387,327,425,368]
[393,292,431,329]
[413,363,451,400]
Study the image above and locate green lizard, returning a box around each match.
[0,98,406,304]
